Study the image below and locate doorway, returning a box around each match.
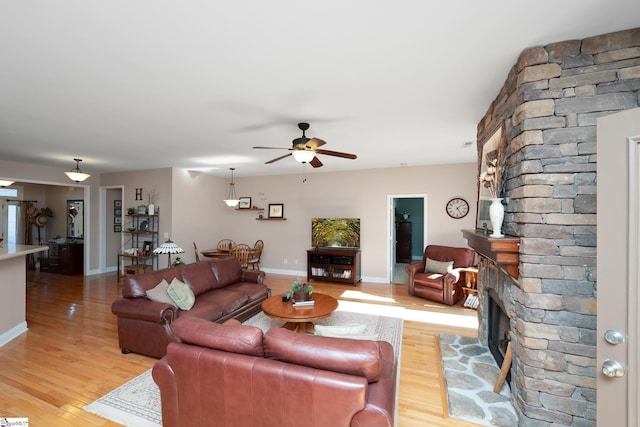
[388,195,427,284]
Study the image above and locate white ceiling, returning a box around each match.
[1,1,638,178]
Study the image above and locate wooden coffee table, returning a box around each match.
[261,293,339,334]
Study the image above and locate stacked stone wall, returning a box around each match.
[476,28,640,426]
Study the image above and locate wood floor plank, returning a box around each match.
[0,269,482,426]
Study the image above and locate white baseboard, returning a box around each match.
[0,321,28,347]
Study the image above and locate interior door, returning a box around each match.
[597,108,640,426]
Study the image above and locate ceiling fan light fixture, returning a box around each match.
[64,158,91,183]
[223,167,240,207]
[292,149,315,163]
[0,180,15,187]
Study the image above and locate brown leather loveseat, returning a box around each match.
[111,257,269,358]
[152,316,398,427]
[405,244,475,305]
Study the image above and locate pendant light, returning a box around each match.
[64,158,91,182]
[224,167,240,207]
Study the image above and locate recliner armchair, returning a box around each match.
[405,244,475,305]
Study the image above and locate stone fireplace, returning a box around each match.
[464,28,640,426]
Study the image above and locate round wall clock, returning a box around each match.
[446,197,469,219]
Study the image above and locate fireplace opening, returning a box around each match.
[488,291,511,383]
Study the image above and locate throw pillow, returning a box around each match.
[145,279,177,307]
[167,278,196,310]
[314,323,368,337]
[425,258,454,274]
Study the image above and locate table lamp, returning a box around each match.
[153,239,185,268]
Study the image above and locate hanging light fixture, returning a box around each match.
[0,180,15,187]
[64,158,91,182]
[223,167,240,207]
[292,149,315,163]
[153,239,185,268]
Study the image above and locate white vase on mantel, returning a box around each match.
[489,198,504,238]
[148,204,155,215]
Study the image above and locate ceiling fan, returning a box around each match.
[253,122,357,168]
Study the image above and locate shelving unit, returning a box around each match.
[307,248,361,285]
[117,213,159,281]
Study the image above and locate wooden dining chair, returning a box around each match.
[193,242,201,263]
[217,238,236,251]
[230,243,252,269]
[248,240,264,270]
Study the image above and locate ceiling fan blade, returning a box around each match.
[253,146,290,150]
[305,138,327,150]
[315,149,357,160]
[310,157,323,168]
[265,153,292,164]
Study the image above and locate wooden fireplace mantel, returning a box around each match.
[462,229,520,279]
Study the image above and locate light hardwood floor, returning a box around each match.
[0,270,481,426]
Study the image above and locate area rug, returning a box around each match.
[84,309,403,427]
[439,333,517,427]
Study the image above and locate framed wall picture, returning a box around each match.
[114,225,122,232]
[114,200,122,208]
[143,240,153,255]
[268,203,284,218]
[239,197,252,209]
[114,208,122,216]
[114,216,122,224]
[476,122,505,231]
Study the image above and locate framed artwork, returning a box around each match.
[114,216,122,224]
[239,197,252,209]
[143,240,153,255]
[476,122,505,231]
[114,200,122,208]
[114,225,122,232]
[114,208,122,216]
[268,203,284,218]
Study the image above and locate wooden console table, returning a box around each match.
[307,248,361,285]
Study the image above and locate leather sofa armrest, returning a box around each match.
[405,262,425,295]
[152,356,178,427]
[442,269,463,305]
[240,269,266,285]
[351,341,397,427]
[111,298,176,323]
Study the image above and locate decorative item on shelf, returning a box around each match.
[127,226,136,232]
[153,239,185,268]
[224,167,240,207]
[139,220,150,231]
[137,205,147,214]
[171,257,185,267]
[291,280,313,302]
[479,155,504,237]
[238,197,252,209]
[64,158,91,182]
[147,186,159,215]
[127,207,136,215]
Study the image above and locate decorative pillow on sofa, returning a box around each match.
[425,258,454,274]
[314,323,371,338]
[146,279,177,307]
[167,278,196,310]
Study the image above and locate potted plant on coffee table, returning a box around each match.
[291,280,313,302]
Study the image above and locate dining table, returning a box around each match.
[201,246,257,259]
[200,248,234,259]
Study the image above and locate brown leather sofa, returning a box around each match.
[111,257,269,358]
[152,316,398,427]
[405,244,475,305]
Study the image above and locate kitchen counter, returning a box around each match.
[0,244,48,347]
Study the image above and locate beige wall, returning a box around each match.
[1,159,478,280]
[188,163,478,281]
